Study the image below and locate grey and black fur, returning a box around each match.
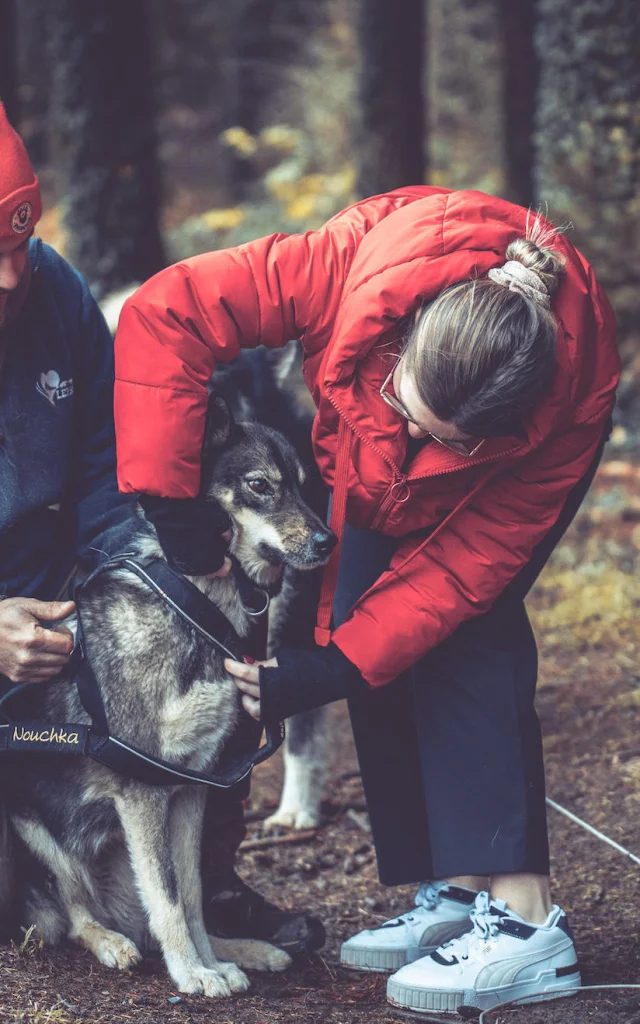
[214,346,332,829]
[105,280,333,831]
[0,394,334,997]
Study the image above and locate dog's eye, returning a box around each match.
[248,477,270,494]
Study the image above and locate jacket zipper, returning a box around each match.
[324,385,526,531]
[369,443,525,531]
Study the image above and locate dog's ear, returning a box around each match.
[264,339,300,386]
[201,392,234,481]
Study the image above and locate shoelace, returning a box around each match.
[382,881,444,927]
[438,891,503,961]
[415,881,444,912]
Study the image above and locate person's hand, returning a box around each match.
[207,556,232,578]
[206,531,232,578]
[224,656,279,719]
[0,598,76,684]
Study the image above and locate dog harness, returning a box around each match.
[0,556,284,787]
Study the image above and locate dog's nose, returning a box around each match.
[311,531,337,559]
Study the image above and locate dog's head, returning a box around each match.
[201,393,335,593]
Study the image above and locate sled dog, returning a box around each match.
[1,394,335,997]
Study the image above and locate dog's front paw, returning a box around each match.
[217,960,251,992]
[170,962,233,998]
[264,805,320,830]
[209,935,292,972]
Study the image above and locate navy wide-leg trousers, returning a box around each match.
[333,433,608,885]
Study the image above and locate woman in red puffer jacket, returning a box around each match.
[114,186,619,1015]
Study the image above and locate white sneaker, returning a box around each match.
[340,882,477,972]
[386,891,581,1014]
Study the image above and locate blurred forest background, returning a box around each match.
[0,0,638,446]
[1,6,640,1021]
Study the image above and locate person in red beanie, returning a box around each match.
[0,102,138,676]
[0,98,140,932]
[0,104,324,959]
[0,104,42,331]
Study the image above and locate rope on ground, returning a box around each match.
[546,796,640,866]
[477,984,640,1023]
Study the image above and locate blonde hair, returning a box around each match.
[404,215,565,436]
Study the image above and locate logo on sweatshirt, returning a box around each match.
[36,369,74,405]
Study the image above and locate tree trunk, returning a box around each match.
[535,0,640,336]
[357,0,426,197]
[0,0,19,126]
[49,0,165,297]
[498,0,537,207]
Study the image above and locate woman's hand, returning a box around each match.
[225,645,364,724]
[224,656,279,719]
[208,557,232,577]
[206,531,232,578]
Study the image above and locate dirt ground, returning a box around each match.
[1,458,639,1024]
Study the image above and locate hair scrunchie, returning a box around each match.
[487,260,551,308]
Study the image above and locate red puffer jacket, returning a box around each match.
[114,186,619,686]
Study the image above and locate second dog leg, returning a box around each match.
[266,706,330,829]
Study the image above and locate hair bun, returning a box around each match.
[487,217,565,308]
[505,236,564,296]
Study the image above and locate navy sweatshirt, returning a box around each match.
[0,240,140,600]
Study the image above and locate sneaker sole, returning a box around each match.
[341,945,417,973]
[387,970,581,1014]
[341,920,473,974]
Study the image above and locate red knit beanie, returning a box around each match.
[0,103,42,241]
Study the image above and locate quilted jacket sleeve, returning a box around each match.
[332,418,609,686]
[114,189,435,498]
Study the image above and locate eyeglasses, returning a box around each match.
[379,361,486,459]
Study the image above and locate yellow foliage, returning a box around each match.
[287,193,319,221]
[259,124,303,153]
[298,173,329,196]
[429,170,450,187]
[529,566,640,652]
[220,127,258,158]
[266,178,299,203]
[200,207,246,231]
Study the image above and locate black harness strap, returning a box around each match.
[0,556,284,787]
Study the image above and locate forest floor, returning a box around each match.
[1,456,639,1024]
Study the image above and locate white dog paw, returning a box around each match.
[172,963,233,998]
[210,936,292,972]
[264,806,320,830]
[217,961,251,992]
[93,932,142,970]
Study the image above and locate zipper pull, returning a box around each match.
[390,477,410,503]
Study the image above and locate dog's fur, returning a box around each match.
[104,280,332,831]
[0,395,334,997]
[215,345,332,829]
